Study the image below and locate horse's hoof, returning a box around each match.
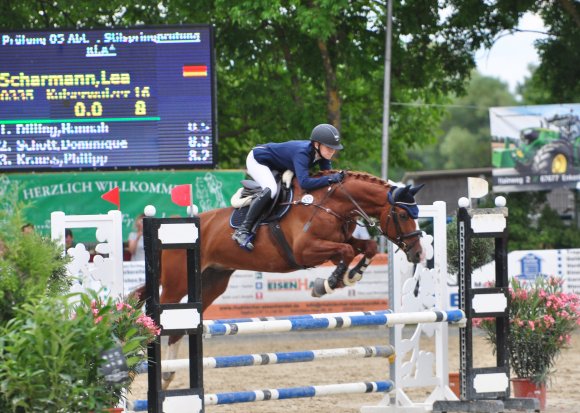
[311,278,327,297]
[161,371,175,390]
[343,269,363,286]
[311,278,334,297]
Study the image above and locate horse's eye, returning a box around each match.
[398,212,409,220]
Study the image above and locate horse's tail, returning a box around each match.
[128,283,147,309]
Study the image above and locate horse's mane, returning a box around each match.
[311,170,392,188]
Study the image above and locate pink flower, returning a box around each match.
[539,290,547,299]
[136,313,161,336]
[542,315,554,327]
[527,320,535,331]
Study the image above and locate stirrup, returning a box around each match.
[232,230,255,251]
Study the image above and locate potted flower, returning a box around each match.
[474,276,580,409]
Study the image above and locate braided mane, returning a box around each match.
[311,170,391,188]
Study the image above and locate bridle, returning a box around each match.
[339,182,422,254]
[382,201,423,254]
[295,180,422,255]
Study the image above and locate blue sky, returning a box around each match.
[475,13,548,95]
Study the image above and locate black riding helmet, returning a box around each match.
[310,124,343,150]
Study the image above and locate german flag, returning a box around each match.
[183,64,207,77]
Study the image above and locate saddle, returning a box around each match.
[229,170,304,269]
[229,170,294,228]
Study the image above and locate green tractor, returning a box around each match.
[492,114,580,174]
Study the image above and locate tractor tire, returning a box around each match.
[531,141,572,174]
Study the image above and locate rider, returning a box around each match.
[232,123,345,250]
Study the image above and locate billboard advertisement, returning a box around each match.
[490,103,580,192]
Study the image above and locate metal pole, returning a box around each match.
[380,0,393,253]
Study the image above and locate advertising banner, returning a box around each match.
[490,103,580,192]
[1,169,244,240]
[471,248,580,294]
[122,256,390,319]
[124,248,580,320]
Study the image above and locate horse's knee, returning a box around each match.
[340,244,355,263]
[364,240,378,257]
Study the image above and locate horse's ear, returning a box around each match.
[409,183,425,196]
[393,185,410,202]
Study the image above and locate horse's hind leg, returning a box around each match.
[159,286,187,390]
[161,336,183,389]
[161,266,235,390]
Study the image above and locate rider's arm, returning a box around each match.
[318,158,332,171]
[293,153,332,190]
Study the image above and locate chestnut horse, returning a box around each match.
[144,170,425,388]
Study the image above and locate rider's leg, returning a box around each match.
[232,187,272,250]
[232,150,277,250]
[245,150,278,198]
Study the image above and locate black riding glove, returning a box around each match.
[328,172,344,184]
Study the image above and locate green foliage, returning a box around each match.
[0,187,71,323]
[501,191,580,251]
[406,72,517,173]
[475,276,580,384]
[0,291,160,412]
[102,295,160,375]
[524,3,580,103]
[0,0,546,174]
[0,293,122,412]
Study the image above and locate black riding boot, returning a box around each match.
[232,188,272,251]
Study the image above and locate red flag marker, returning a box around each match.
[101,187,120,210]
[171,184,192,207]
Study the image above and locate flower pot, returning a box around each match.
[103,408,124,413]
[512,377,546,410]
[448,372,460,398]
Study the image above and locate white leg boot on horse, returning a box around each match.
[232,188,271,251]
[161,336,182,390]
[342,237,378,286]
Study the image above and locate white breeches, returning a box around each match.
[246,150,278,198]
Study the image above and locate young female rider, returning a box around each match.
[232,123,344,250]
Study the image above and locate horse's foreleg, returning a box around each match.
[311,260,349,297]
[303,241,355,298]
[343,239,378,286]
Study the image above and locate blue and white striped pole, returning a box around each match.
[135,345,395,373]
[131,380,394,410]
[204,309,392,325]
[204,309,466,337]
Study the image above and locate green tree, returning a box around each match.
[0,0,554,173]
[403,72,517,174]
[518,2,580,103]
[500,191,580,251]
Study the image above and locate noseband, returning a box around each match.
[383,204,423,254]
[336,182,422,255]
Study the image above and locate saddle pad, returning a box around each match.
[229,188,293,229]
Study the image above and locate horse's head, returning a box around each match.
[380,184,425,264]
